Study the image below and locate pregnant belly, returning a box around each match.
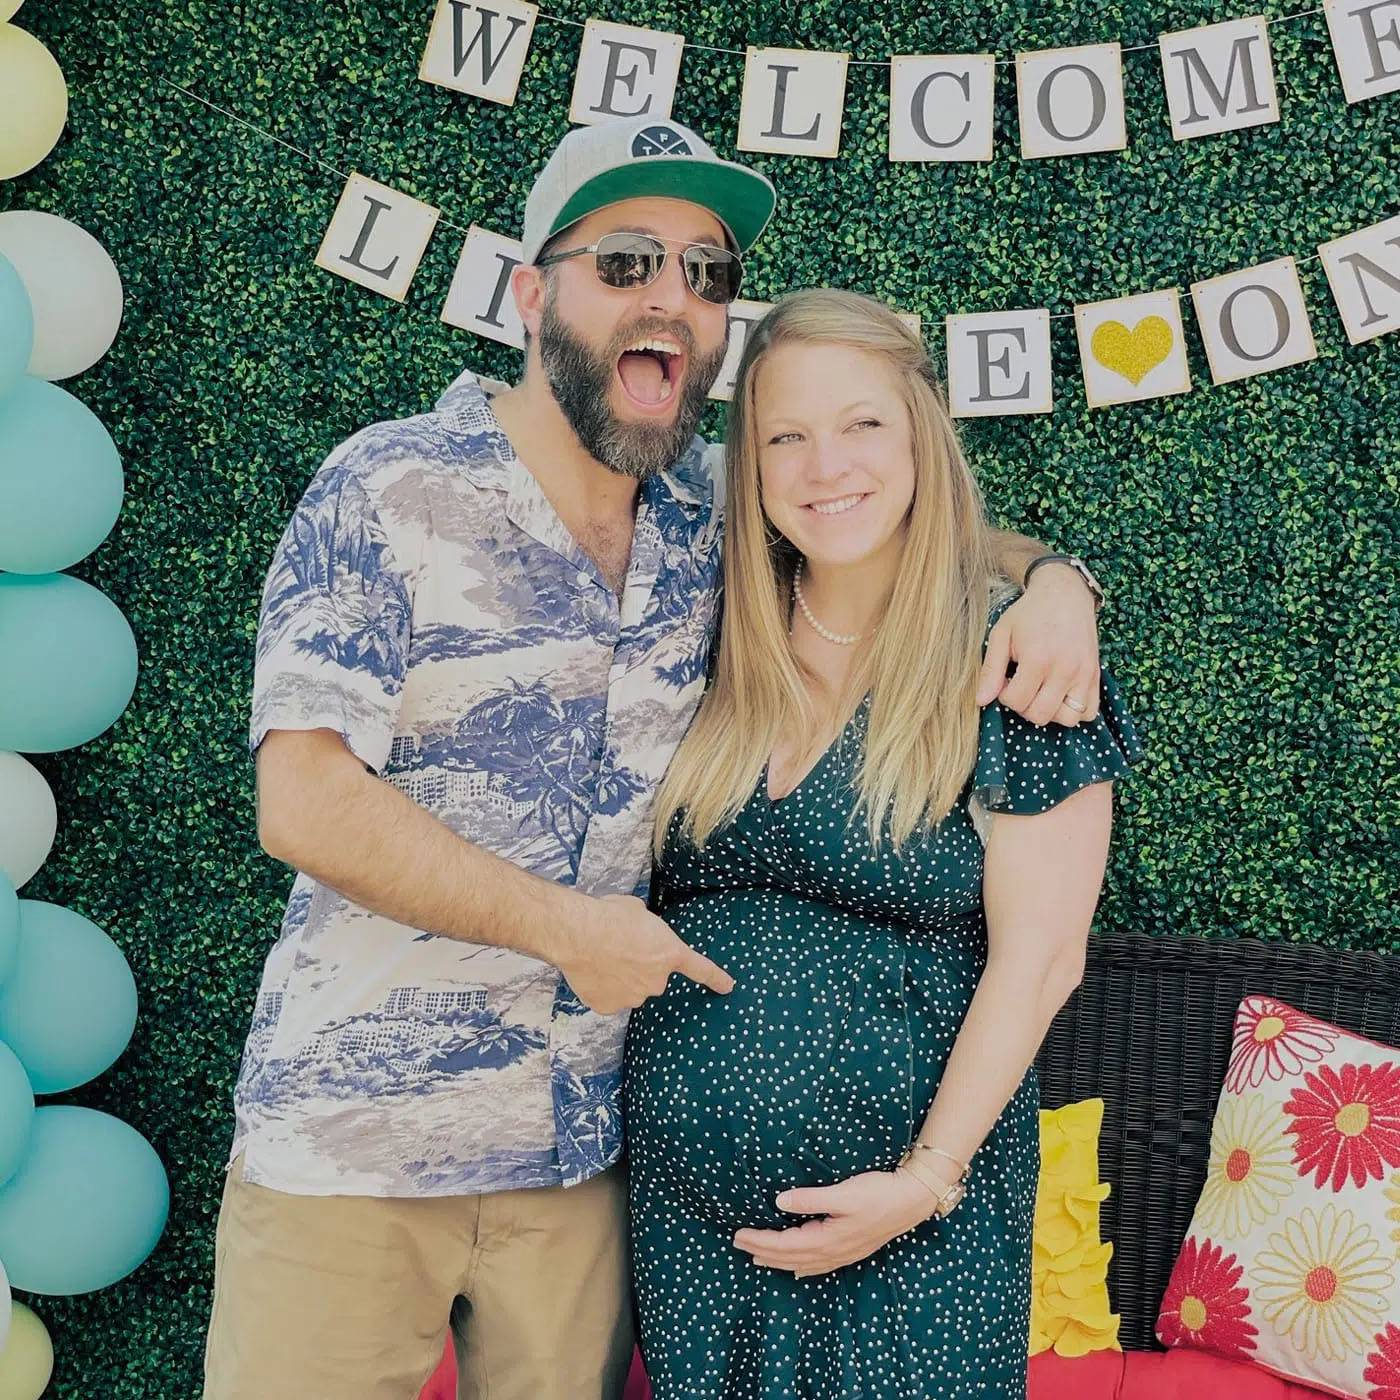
[623,888,982,1227]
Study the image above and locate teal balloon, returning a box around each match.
[0,376,123,573]
[0,1040,33,1189]
[0,900,137,1094]
[0,869,15,984]
[0,254,33,401]
[0,1106,168,1296]
[0,573,138,752]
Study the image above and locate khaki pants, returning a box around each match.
[203,1154,634,1400]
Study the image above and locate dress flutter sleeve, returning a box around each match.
[966,591,1145,842]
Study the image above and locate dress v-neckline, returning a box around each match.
[762,694,871,806]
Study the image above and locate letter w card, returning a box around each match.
[420,0,538,106]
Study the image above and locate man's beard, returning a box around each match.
[538,296,728,481]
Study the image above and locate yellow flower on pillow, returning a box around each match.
[1197,1093,1295,1239]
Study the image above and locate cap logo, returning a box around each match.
[631,124,692,158]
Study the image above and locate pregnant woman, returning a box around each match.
[624,289,1144,1398]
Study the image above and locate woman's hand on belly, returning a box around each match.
[732,1169,937,1278]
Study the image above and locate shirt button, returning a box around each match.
[576,570,591,587]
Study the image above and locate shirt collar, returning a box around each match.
[434,367,710,517]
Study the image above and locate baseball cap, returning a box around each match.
[521,115,777,265]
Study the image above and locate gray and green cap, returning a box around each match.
[521,115,777,265]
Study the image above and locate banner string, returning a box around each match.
[532,3,1328,65]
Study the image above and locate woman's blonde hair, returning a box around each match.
[652,287,1007,856]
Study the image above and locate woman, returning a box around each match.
[623,288,1144,1398]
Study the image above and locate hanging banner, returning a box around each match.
[1016,43,1128,159]
[946,309,1054,418]
[314,173,440,303]
[419,0,539,106]
[1076,289,1192,407]
[569,19,685,126]
[1190,255,1317,384]
[888,54,997,162]
[1158,16,1279,140]
[737,46,850,158]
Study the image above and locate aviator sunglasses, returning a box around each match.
[535,231,745,306]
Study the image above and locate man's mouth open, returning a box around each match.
[615,336,688,415]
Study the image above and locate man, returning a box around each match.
[203,114,1107,1399]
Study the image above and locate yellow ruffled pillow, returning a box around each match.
[1030,1096,1122,1357]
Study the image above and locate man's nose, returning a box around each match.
[641,249,690,317]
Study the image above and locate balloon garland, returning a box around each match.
[0,6,169,1396]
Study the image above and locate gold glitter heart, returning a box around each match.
[1090,316,1174,386]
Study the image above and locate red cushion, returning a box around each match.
[418,1337,653,1400]
[1029,1350,1127,1397]
[1027,1348,1338,1399]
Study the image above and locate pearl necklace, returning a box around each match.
[793,563,866,646]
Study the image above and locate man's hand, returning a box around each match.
[559,894,735,1015]
[976,565,1101,726]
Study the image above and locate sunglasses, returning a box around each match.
[535,231,744,306]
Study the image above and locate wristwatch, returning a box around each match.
[1023,553,1105,612]
[897,1144,971,1220]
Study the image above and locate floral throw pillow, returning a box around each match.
[1157,996,1400,1398]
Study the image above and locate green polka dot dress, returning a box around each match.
[624,592,1144,1399]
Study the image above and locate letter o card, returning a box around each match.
[946,310,1053,418]
[315,173,440,303]
[1016,43,1127,158]
[1190,256,1316,385]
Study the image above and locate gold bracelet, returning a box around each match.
[907,1143,970,1180]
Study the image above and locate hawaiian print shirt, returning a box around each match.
[229,369,723,1197]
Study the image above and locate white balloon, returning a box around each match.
[0,755,56,890]
[0,211,123,381]
[0,1255,9,1353]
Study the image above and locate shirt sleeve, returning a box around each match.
[967,589,1145,843]
[249,452,414,774]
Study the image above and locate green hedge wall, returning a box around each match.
[2,0,1395,1392]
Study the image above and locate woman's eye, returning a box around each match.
[768,431,801,445]
[850,418,881,431]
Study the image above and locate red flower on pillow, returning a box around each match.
[1226,997,1341,1093]
[1285,1063,1400,1192]
[1364,1321,1400,1399]
[1157,1236,1258,1358]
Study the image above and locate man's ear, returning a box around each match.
[513,263,548,340]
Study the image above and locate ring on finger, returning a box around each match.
[1063,695,1087,714]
